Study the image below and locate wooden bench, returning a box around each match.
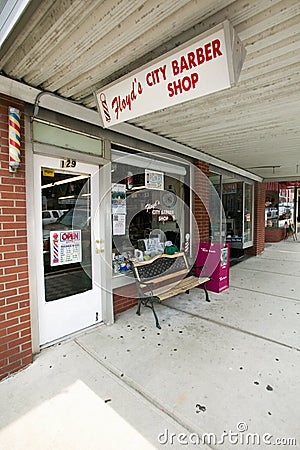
[132,252,211,329]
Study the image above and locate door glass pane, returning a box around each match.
[244,183,253,244]
[209,172,223,242]
[297,189,300,234]
[222,177,243,247]
[41,168,92,302]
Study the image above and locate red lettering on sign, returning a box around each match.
[61,232,79,241]
[111,78,143,120]
[204,42,212,61]
[146,65,167,87]
[171,38,223,76]
[212,39,222,57]
[167,72,199,97]
[196,47,205,65]
[171,59,180,76]
[187,51,197,69]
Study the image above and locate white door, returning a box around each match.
[34,155,102,345]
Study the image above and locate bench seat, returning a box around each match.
[132,252,211,328]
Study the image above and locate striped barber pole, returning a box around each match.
[100,93,111,123]
[8,107,21,171]
[52,236,59,264]
[184,233,190,255]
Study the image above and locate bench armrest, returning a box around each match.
[135,279,155,297]
[139,280,155,287]
[188,264,204,275]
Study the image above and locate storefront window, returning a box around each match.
[209,171,254,250]
[265,183,295,229]
[222,178,243,247]
[111,150,190,275]
[244,183,253,244]
[265,186,279,228]
[209,172,224,242]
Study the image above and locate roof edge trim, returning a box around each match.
[0,75,263,182]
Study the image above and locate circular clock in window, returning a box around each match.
[162,191,177,208]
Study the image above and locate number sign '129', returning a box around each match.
[60,159,77,168]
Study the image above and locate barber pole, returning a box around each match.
[52,233,59,264]
[8,107,21,172]
[184,233,190,255]
[99,93,111,123]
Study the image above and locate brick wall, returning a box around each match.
[0,94,32,381]
[245,182,265,256]
[193,160,210,245]
[113,284,138,315]
[265,227,285,242]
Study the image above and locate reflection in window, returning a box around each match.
[111,157,189,275]
[41,169,92,301]
[244,183,253,243]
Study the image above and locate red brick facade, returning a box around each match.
[0,94,32,381]
[265,227,285,242]
[245,182,265,256]
[193,160,210,245]
[113,284,138,315]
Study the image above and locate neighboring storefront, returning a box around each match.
[209,169,254,257]
[0,93,263,380]
[264,181,299,242]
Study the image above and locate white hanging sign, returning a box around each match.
[95,21,245,128]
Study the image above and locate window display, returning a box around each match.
[265,187,279,228]
[244,182,253,244]
[209,172,254,250]
[265,183,295,229]
[111,149,190,276]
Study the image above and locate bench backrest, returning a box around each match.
[133,252,189,284]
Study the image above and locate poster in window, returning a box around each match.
[113,214,126,235]
[220,246,228,267]
[112,183,126,214]
[145,170,164,190]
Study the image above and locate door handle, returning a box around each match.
[95,240,104,254]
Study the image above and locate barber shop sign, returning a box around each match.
[95,20,245,127]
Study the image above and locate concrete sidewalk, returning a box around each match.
[0,240,299,450]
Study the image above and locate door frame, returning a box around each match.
[26,140,113,352]
[35,154,105,345]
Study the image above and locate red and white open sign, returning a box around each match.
[50,230,82,266]
[95,21,245,128]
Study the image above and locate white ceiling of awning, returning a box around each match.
[0,0,299,180]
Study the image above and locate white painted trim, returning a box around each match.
[98,161,114,325]
[0,75,263,182]
[0,0,30,47]
[111,123,263,182]
[26,114,40,354]
[112,148,187,175]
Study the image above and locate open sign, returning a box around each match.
[50,230,82,266]
[60,231,80,241]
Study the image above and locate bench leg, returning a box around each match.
[149,302,161,329]
[203,284,210,302]
[136,296,161,329]
[136,298,142,316]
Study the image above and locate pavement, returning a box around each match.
[0,239,299,450]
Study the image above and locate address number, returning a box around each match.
[60,159,77,168]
